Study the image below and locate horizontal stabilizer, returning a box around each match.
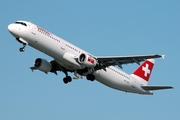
[142,86,173,90]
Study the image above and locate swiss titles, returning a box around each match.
[37,26,51,36]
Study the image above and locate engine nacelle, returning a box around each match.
[63,52,83,69]
[34,58,52,73]
[78,53,97,68]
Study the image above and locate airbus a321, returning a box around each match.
[8,20,173,95]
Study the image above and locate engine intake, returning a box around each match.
[78,53,97,68]
[34,58,52,73]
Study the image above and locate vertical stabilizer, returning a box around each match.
[131,59,155,85]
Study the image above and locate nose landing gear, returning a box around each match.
[16,38,28,52]
[19,43,26,52]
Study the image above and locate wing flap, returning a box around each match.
[142,86,173,90]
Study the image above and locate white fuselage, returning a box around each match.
[8,21,153,95]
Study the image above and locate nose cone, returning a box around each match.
[8,24,15,34]
[8,24,18,37]
[8,24,13,32]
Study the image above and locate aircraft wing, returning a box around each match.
[142,86,173,90]
[96,54,164,69]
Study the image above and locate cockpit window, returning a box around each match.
[15,22,27,26]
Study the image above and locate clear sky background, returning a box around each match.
[0,0,179,120]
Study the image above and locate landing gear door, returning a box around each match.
[32,25,36,35]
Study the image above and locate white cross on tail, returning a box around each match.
[142,64,150,77]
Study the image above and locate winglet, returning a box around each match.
[161,55,165,59]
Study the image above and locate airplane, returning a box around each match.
[7,20,173,95]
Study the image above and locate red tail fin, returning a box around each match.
[131,59,155,85]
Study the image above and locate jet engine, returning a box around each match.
[78,53,97,68]
[33,58,52,73]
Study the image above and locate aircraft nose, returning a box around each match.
[8,24,19,37]
[8,24,14,32]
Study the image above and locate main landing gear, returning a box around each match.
[61,68,95,84]
[62,70,72,84]
[62,73,95,84]
[63,76,72,84]
[86,74,95,81]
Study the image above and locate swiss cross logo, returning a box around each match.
[133,59,154,82]
[88,57,95,64]
[142,64,151,77]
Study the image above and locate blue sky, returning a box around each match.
[1,0,179,120]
